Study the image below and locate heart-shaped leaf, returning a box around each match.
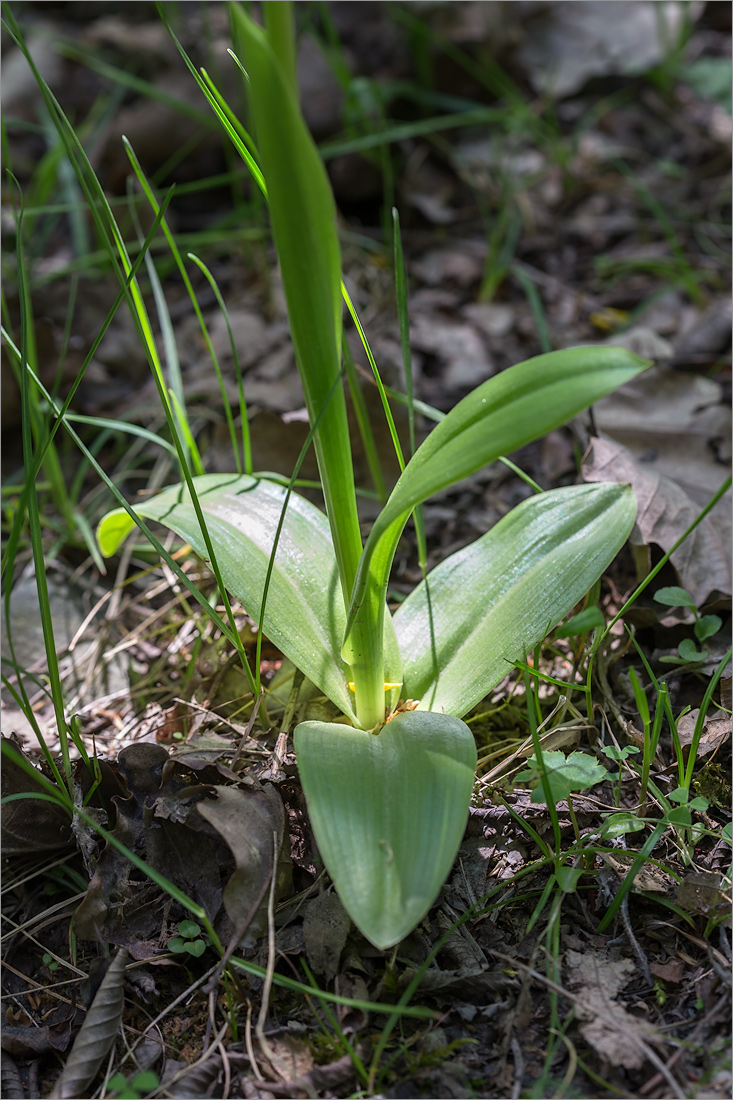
[183,939,206,958]
[294,710,477,950]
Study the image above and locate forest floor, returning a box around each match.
[2,3,731,1099]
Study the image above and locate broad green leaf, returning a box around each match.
[555,867,584,893]
[599,745,640,763]
[678,638,706,662]
[654,586,695,609]
[516,750,608,803]
[600,813,645,839]
[294,710,477,949]
[343,347,650,689]
[394,483,637,716]
[97,473,402,725]
[695,614,722,642]
[183,939,206,957]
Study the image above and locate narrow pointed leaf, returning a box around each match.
[394,483,637,716]
[294,711,477,950]
[96,473,401,725]
[343,348,650,675]
[234,8,389,727]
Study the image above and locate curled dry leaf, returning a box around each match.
[675,709,731,756]
[196,783,291,947]
[49,949,127,1099]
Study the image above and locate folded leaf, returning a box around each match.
[97,473,402,724]
[394,482,636,715]
[294,710,477,949]
[343,347,650,693]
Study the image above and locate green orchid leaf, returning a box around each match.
[394,483,637,716]
[343,347,650,688]
[97,473,401,725]
[294,710,477,949]
[235,8,390,727]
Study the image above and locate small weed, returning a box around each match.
[654,585,725,668]
[106,1069,160,1099]
[41,952,59,973]
[167,919,210,958]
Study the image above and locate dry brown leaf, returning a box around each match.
[600,852,676,895]
[302,890,351,982]
[593,368,730,502]
[262,1034,314,1085]
[565,950,661,1069]
[676,709,731,756]
[196,783,291,947]
[649,957,686,983]
[582,436,731,605]
[517,2,703,98]
[50,950,127,1099]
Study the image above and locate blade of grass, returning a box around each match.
[187,253,251,475]
[5,24,263,706]
[12,185,74,791]
[342,341,387,503]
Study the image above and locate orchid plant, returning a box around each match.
[98,3,649,949]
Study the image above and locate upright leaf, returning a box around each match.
[343,347,650,691]
[235,7,388,728]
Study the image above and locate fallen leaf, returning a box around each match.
[261,1033,314,1087]
[50,950,127,1099]
[196,783,291,947]
[565,949,662,1069]
[600,852,677,895]
[302,890,351,982]
[675,709,731,756]
[1,738,74,854]
[649,958,686,984]
[593,367,731,507]
[517,1,703,98]
[676,871,730,918]
[582,436,731,605]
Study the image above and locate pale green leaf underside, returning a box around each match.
[394,482,637,716]
[96,474,400,724]
[294,710,477,949]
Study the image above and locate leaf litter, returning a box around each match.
[2,2,731,1098]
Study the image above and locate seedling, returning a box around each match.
[41,952,59,973]
[654,585,724,667]
[599,743,641,807]
[106,1070,160,1099]
[97,4,650,949]
[167,919,209,958]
